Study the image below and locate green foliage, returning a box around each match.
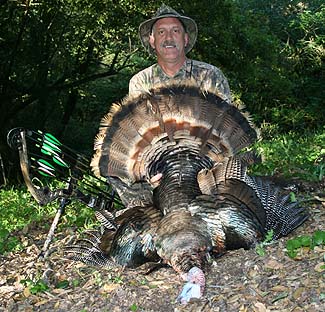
[286,230,325,259]
[289,192,297,203]
[71,279,81,288]
[113,275,124,284]
[252,128,325,181]
[0,229,22,255]
[255,229,274,256]
[0,184,95,254]
[129,303,139,312]
[55,280,70,289]
[233,0,325,131]
[0,0,144,167]
[60,205,97,230]
[0,188,49,232]
[21,279,49,295]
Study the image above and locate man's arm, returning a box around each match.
[214,68,231,102]
[129,74,143,96]
[129,67,152,96]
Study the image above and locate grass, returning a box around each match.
[0,128,324,254]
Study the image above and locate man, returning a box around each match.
[129,4,231,102]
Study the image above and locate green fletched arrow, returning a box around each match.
[52,154,69,168]
[42,142,61,154]
[37,167,56,177]
[36,130,62,151]
[40,147,52,156]
[42,140,61,153]
[37,158,55,171]
[44,132,62,146]
[36,142,58,157]
[35,159,56,177]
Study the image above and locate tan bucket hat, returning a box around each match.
[139,4,198,55]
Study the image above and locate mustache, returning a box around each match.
[161,40,178,48]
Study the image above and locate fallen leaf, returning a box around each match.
[100,283,120,292]
[23,287,31,298]
[293,287,305,299]
[52,288,67,294]
[248,269,258,278]
[265,259,284,270]
[149,280,166,286]
[228,294,241,303]
[34,299,49,307]
[271,285,289,292]
[314,263,325,272]
[313,246,325,253]
[239,304,248,312]
[0,285,16,295]
[254,302,268,312]
[271,292,288,303]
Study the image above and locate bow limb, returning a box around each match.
[18,129,54,205]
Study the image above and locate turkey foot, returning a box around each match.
[177,267,205,304]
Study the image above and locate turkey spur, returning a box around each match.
[66,82,307,304]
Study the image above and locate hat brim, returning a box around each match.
[139,15,198,55]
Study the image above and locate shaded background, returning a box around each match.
[1,0,324,184]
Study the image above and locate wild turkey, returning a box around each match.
[67,82,308,304]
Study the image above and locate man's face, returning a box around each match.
[149,17,189,63]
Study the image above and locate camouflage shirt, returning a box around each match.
[129,58,231,102]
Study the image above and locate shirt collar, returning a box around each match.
[154,59,190,79]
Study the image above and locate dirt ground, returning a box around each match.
[1,180,324,312]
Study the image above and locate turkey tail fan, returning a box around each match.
[245,176,308,239]
[91,82,259,183]
[197,152,260,195]
[67,206,163,268]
